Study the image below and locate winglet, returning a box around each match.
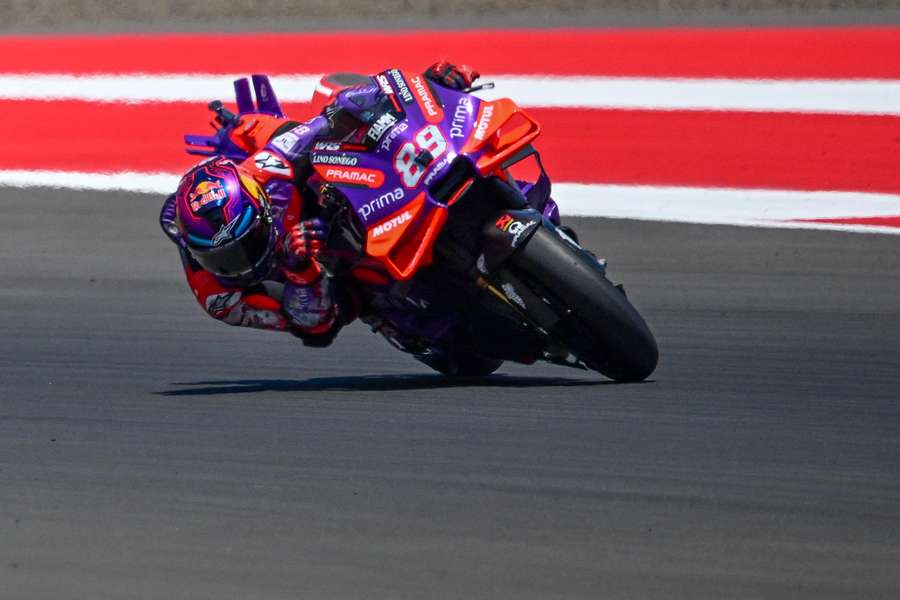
[233,78,255,115]
[251,74,284,117]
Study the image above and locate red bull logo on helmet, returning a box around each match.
[188,180,227,213]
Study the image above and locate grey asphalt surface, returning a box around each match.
[5,2,900,33]
[2,187,899,599]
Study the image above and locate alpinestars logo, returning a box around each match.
[372,210,412,238]
[205,291,240,317]
[253,151,292,176]
[212,217,240,246]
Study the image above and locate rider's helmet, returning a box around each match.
[175,157,275,284]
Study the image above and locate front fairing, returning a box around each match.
[309,71,492,279]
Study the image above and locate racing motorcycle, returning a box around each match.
[190,71,658,381]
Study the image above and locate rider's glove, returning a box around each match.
[425,61,480,91]
[283,219,327,269]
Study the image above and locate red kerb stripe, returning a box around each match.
[2,99,899,194]
[1,27,899,78]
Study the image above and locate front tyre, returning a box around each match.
[510,225,658,382]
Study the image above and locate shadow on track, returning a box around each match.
[158,373,616,396]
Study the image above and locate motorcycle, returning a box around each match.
[187,70,658,381]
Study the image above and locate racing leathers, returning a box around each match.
[159,62,478,346]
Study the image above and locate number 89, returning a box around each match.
[393,125,448,188]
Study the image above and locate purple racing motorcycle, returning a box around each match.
[211,69,658,380]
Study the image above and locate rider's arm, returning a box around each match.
[180,247,291,331]
[160,194,290,331]
[234,125,350,345]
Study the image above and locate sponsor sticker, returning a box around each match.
[314,165,385,189]
[311,153,359,167]
[408,75,444,123]
[388,69,414,104]
[379,121,409,152]
[367,112,398,144]
[270,125,310,154]
[371,210,412,238]
[188,180,227,213]
[253,151,292,177]
[313,141,342,152]
[495,214,538,247]
[205,291,240,317]
[473,104,495,142]
[375,74,394,97]
[357,187,405,222]
[450,97,473,139]
[313,141,368,152]
[423,155,452,187]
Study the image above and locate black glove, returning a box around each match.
[425,61,480,91]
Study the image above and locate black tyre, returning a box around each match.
[416,351,504,377]
[510,225,658,382]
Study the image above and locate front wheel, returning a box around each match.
[509,225,658,382]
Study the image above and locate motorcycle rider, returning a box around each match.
[159,62,480,346]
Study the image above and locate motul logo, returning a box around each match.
[474,105,495,141]
[409,75,444,123]
[372,211,412,238]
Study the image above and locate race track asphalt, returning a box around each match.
[1,187,899,599]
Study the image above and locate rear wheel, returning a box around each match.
[509,225,658,382]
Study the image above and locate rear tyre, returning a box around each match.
[510,226,658,382]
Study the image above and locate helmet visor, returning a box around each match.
[189,212,273,279]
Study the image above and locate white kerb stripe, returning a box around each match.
[554,183,900,234]
[0,169,179,194]
[1,169,898,235]
[0,74,899,115]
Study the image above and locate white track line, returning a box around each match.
[1,169,897,234]
[554,183,900,234]
[1,74,899,115]
[0,169,178,194]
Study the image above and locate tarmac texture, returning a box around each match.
[1,188,898,599]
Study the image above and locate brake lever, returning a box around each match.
[464,82,495,94]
